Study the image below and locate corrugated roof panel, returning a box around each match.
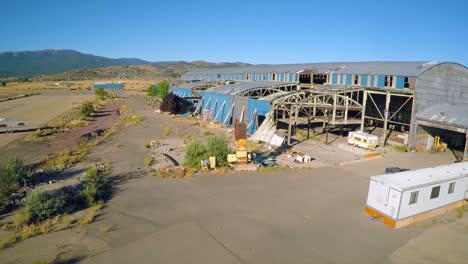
[207,81,295,95]
[182,61,440,80]
[416,103,468,128]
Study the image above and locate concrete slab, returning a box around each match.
[83,222,243,264]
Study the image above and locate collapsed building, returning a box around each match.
[170,61,468,161]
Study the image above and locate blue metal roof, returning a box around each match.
[182,61,443,79]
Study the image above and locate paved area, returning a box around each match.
[1,93,466,264]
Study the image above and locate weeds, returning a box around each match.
[13,209,30,229]
[99,225,114,233]
[121,115,143,126]
[65,119,88,129]
[119,104,134,114]
[78,202,103,225]
[204,131,214,137]
[163,127,170,137]
[393,144,408,152]
[144,156,154,167]
[25,129,43,141]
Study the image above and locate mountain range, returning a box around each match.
[0,49,249,78]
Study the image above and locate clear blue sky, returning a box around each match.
[2,0,468,65]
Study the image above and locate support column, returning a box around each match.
[360,90,367,131]
[287,107,294,145]
[383,91,391,146]
[464,132,468,161]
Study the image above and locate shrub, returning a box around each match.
[206,136,230,167]
[78,202,103,225]
[121,115,143,126]
[79,167,109,207]
[147,84,157,97]
[160,93,186,114]
[25,191,65,222]
[25,129,43,141]
[156,80,170,99]
[80,101,94,117]
[184,141,207,169]
[94,87,109,100]
[4,157,32,186]
[0,168,19,212]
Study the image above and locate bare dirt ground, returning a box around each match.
[1,93,466,264]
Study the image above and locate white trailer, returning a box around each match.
[365,162,468,228]
[0,118,28,133]
[348,131,378,150]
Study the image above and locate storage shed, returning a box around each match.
[365,162,468,228]
[93,82,124,90]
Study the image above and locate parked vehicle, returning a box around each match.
[348,131,378,150]
[384,167,410,174]
[0,118,28,133]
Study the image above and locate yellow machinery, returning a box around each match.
[229,122,251,165]
[433,136,448,152]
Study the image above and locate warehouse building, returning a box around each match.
[180,61,468,160]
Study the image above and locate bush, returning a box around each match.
[184,141,207,169]
[80,101,94,117]
[94,87,109,100]
[65,119,88,129]
[156,80,170,99]
[206,136,230,167]
[25,191,65,222]
[79,167,109,207]
[147,85,157,97]
[160,93,186,114]
[13,209,31,228]
[4,157,32,186]
[0,168,19,211]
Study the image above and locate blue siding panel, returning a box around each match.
[332,74,337,84]
[396,76,405,89]
[346,74,352,85]
[199,92,234,123]
[93,83,123,90]
[246,99,270,134]
[361,75,367,86]
[377,75,385,87]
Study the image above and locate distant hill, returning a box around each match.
[0,49,251,78]
[0,49,151,77]
[39,61,251,81]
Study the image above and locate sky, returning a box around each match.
[2,0,468,65]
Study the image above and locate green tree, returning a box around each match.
[94,87,108,100]
[183,141,208,169]
[206,136,230,167]
[147,84,157,97]
[156,80,170,99]
[0,81,6,87]
[80,101,94,118]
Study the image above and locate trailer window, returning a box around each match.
[448,182,456,194]
[409,191,418,205]
[0,124,6,128]
[18,123,25,126]
[430,186,440,199]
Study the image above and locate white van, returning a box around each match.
[348,131,378,150]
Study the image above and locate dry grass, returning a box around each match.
[144,156,155,167]
[120,115,143,126]
[65,119,89,129]
[13,209,30,229]
[78,202,103,225]
[246,141,264,152]
[25,129,43,141]
[213,167,228,174]
[163,127,170,137]
[99,225,114,233]
[154,167,187,178]
[119,104,134,114]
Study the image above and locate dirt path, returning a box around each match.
[53,101,122,148]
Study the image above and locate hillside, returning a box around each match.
[38,62,251,81]
[0,49,150,77]
[0,49,251,79]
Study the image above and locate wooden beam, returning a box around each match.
[383,91,391,146]
[360,90,367,131]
